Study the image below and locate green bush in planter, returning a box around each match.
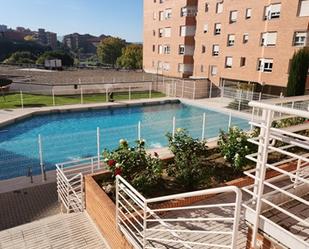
[218,127,256,171]
[166,128,209,190]
[103,139,162,195]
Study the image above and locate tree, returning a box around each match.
[286,47,309,97]
[3,51,37,64]
[36,51,74,66]
[117,44,143,69]
[97,37,126,67]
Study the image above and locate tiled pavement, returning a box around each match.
[0,182,60,231]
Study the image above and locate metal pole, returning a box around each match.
[172,116,176,138]
[97,127,100,169]
[209,81,213,98]
[38,134,45,182]
[182,80,185,98]
[251,107,255,130]
[20,90,24,109]
[259,92,262,101]
[193,81,196,99]
[115,176,120,229]
[149,82,152,99]
[138,121,141,140]
[201,113,206,140]
[129,86,131,101]
[52,88,55,106]
[80,87,84,104]
[238,90,242,111]
[91,158,94,174]
[106,88,108,102]
[228,112,232,129]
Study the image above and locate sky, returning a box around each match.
[0,0,143,42]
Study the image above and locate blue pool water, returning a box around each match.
[0,102,249,179]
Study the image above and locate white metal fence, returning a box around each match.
[116,175,242,249]
[242,97,309,249]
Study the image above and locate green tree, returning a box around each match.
[286,47,309,97]
[97,37,126,67]
[36,51,74,66]
[3,51,37,64]
[117,44,143,69]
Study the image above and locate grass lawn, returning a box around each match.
[0,91,166,109]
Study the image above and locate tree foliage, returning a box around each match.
[36,51,74,66]
[3,51,37,64]
[117,44,143,69]
[286,47,309,97]
[97,37,126,67]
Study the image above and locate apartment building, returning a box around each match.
[144,0,309,89]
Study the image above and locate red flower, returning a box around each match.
[108,159,116,167]
[114,167,122,176]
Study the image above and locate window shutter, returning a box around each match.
[299,0,309,16]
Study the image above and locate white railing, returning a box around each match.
[115,175,242,249]
[243,98,309,249]
[56,164,84,213]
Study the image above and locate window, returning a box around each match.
[180,26,195,36]
[159,0,164,3]
[153,30,156,36]
[158,45,163,54]
[202,45,206,53]
[264,4,281,20]
[165,8,172,19]
[181,6,197,17]
[201,65,204,72]
[205,3,209,12]
[216,2,223,14]
[180,26,186,36]
[293,31,307,46]
[261,32,277,46]
[212,44,219,56]
[240,57,246,67]
[258,58,273,72]
[159,28,164,37]
[246,8,252,19]
[225,56,233,68]
[163,45,170,54]
[178,63,184,72]
[230,10,238,23]
[243,33,249,43]
[163,62,170,71]
[159,11,164,21]
[227,34,235,46]
[152,45,155,52]
[164,27,171,37]
[179,45,185,55]
[211,65,218,76]
[298,0,309,16]
[203,24,208,33]
[214,23,221,35]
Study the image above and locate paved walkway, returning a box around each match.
[0,213,110,249]
[0,182,60,231]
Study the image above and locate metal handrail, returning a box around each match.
[116,175,242,249]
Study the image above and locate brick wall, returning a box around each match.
[84,172,133,249]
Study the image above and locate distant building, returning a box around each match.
[0,25,8,32]
[63,33,106,53]
[36,28,58,49]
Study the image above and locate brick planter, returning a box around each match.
[84,171,133,249]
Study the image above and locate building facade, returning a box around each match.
[144,0,309,88]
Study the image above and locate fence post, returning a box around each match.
[209,81,213,98]
[238,90,242,111]
[97,127,100,169]
[149,82,152,99]
[182,80,185,98]
[228,112,232,129]
[129,86,131,101]
[172,116,176,138]
[251,107,255,130]
[259,92,262,101]
[221,78,225,98]
[38,134,46,182]
[138,121,141,140]
[91,158,94,174]
[193,81,196,99]
[52,88,55,106]
[174,80,177,97]
[20,90,24,109]
[80,87,84,104]
[201,113,206,140]
[106,88,108,102]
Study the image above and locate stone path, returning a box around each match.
[0,182,60,231]
[0,213,110,249]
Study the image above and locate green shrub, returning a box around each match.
[103,139,162,194]
[218,127,256,171]
[166,129,208,190]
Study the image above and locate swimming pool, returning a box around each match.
[0,101,249,179]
